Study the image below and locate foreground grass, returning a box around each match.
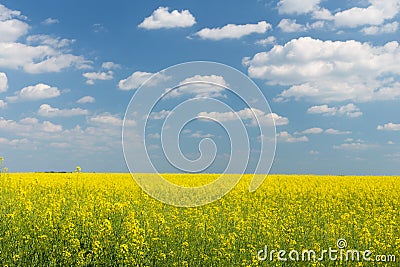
[0,173,399,266]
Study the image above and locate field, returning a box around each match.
[0,172,399,266]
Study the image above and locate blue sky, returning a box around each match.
[0,0,399,174]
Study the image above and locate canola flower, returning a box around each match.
[0,173,398,266]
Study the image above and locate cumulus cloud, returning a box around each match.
[0,4,25,20]
[0,5,29,42]
[196,21,271,40]
[0,4,91,73]
[6,83,60,102]
[333,142,375,150]
[77,96,95,104]
[41,18,59,25]
[88,113,136,127]
[0,100,7,109]
[332,0,400,28]
[0,137,28,146]
[101,61,121,69]
[138,7,196,29]
[149,110,171,120]
[0,114,131,154]
[325,128,352,135]
[38,104,89,117]
[244,37,400,103]
[168,75,229,98]
[118,71,169,90]
[0,72,8,92]
[278,19,307,32]
[361,21,399,35]
[277,0,321,15]
[26,34,75,48]
[307,104,362,117]
[0,19,29,42]
[277,131,308,143]
[0,42,91,73]
[0,116,62,134]
[83,71,113,85]
[190,131,213,138]
[297,127,351,135]
[377,122,400,131]
[255,36,276,46]
[300,127,324,134]
[198,108,288,127]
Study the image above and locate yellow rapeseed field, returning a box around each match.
[0,172,399,266]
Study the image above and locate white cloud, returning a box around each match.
[332,0,400,28]
[6,83,60,102]
[244,37,400,103]
[0,72,8,92]
[361,21,399,35]
[0,137,28,146]
[83,71,113,85]
[196,21,271,40]
[0,4,25,21]
[190,131,213,138]
[307,104,362,117]
[26,34,75,48]
[168,75,229,98]
[41,18,59,25]
[325,128,352,135]
[277,19,325,33]
[77,96,95,104]
[88,113,136,127]
[25,53,91,73]
[377,122,400,131]
[0,5,29,42]
[0,42,91,73]
[38,104,89,117]
[387,140,395,145]
[333,142,375,150]
[307,104,337,115]
[0,19,29,42]
[266,113,289,126]
[0,116,62,134]
[198,108,288,127]
[138,6,196,29]
[308,21,326,29]
[149,110,171,120]
[42,121,63,132]
[0,114,128,154]
[301,127,324,134]
[337,103,363,117]
[277,131,308,143]
[297,127,351,135]
[118,71,169,90]
[0,4,91,73]
[278,19,307,32]
[0,100,7,109]
[277,0,321,14]
[101,61,121,69]
[312,8,333,20]
[309,150,320,155]
[255,36,276,46]
[148,133,161,139]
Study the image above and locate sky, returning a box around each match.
[0,0,399,175]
